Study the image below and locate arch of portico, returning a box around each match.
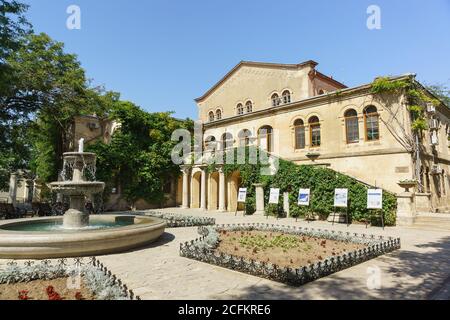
[181,165,236,212]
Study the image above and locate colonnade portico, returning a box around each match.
[180,165,234,212]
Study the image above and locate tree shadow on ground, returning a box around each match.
[97,232,176,257]
[377,235,450,300]
[218,236,450,300]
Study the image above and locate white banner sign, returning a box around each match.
[269,188,280,204]
[367,189,383,209]
[298,188,310,206]
[237,188,247,203]
[334,188,348,208]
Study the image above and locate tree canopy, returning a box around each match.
[0,0,193,206]
[88,102,193,206]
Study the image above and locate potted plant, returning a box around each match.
[306,152,321,162]
[397,179,418,192]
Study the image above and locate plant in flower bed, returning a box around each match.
[145,211,215,228]
[180,224,401,286]
[0,258,137,300]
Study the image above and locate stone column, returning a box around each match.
[283,192,290,217]
[8,173,18,206]
[253,183,265,215]
[218,167,226,212]
[181,166,191,209]
[396,192,416,226]
[200,166,207,210]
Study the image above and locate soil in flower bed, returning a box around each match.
[216,230,367,268]
[0,277,96,300]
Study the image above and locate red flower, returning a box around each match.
[18,290,29,300]
[75,292,83,300]
[46,285,55,295]
[46,285,62,300]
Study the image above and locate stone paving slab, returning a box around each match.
[1,208,449,300]
[95,208,450,300]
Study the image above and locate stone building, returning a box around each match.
[178,60,450,219]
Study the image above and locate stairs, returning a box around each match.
[409,213,450,232]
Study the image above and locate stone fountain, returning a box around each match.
[49,139,105,229]
[0,139,166,259]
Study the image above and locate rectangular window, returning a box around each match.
[366,115,379,141]
[346,117,359,143]
[310,125,321,147]
[295,127,305,149]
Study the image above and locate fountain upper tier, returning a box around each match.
[62,152,97,164]
[49,151,105,195]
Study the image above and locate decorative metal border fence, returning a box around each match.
[0,257,140,300]
[146,211,215,228]
[180,223,401,286]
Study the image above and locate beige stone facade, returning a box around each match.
[179,60,450,215]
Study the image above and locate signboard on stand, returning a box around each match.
[334,189,348,208]
[298,189,310,206]
[269,188,280,204]
[367,189,383,209]
[237,188,247,203]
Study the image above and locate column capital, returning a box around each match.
[180,165,192,174]
[217,165,225,174]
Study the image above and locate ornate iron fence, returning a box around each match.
[180,223,401,286]
[146,211,215,228]
[0,257,140,300]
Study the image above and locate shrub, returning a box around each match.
[215,147,397,226]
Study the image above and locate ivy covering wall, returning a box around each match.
[209,148,397,226]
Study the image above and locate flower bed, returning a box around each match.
[0,258,139,300]
[180,224,401,286]
[145,211,215,228]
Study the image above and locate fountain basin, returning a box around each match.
[49,181,105,196]
[0,215,166,259]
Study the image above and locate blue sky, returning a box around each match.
[23,0,450,119]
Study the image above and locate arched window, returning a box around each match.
[238,129,252,147]
[221,132,233,150]
[246,101,253,113]
[309,116,321,147]
[236,104,244,115]
[364,106,379,141]
[318,89,325,95]
[344,109,359,144]
[271,93,280,107]
[205,136,216,150]
[216,109,222,120]
[208,111,215,122]
[282,90,291,104]
[258,126,273,152]
[294,119,305,149]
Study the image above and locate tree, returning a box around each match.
[0,0,32,189]
[4,33,92,184]
[88,102,193,207]
[426,83,450,108]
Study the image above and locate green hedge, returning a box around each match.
[209,148,397,226]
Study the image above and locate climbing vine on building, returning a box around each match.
[209,147,397,226]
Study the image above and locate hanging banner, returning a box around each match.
[298,188,310,206]
[334,188,348,208]
[269,188,280,204]
[237,188,247,203]
[367,189,383,209]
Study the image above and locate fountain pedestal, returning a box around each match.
[63,195,89,229]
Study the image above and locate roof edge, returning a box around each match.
[194,60,318,103]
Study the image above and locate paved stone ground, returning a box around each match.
[95,208,450,300]
[1,208,449,300]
